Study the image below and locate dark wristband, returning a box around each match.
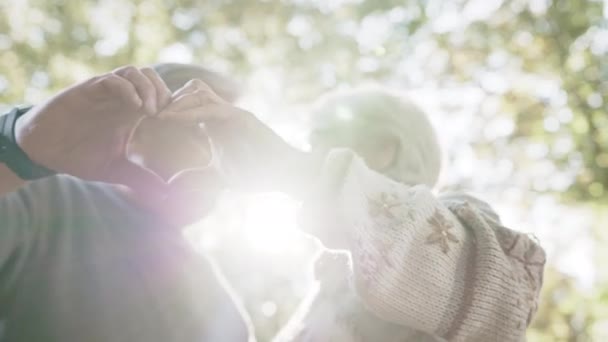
[0,107,56,180]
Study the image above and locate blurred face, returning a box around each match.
[311,123,400,174]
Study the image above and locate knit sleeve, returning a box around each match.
[299,149,546,342]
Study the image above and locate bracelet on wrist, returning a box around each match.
[0,107,56,180]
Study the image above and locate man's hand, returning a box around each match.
[124,78,231,226]
[126,78,221,182]
[185,107,316,197]
[14,66,172,197]
[156,78,316,196]
[129,77,314,226]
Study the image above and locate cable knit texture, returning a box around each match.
[296,149,546,342]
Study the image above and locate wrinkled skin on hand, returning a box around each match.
[149,77,310,194]
[127,77,231,182]
[205,108,313,195]
[127,76,313,226]
[127,118,212,182]
[15,66,172,198]
[125,78,231,227]
[15,66,230,227]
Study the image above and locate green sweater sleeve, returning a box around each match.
[0,182,36,307]
[0,175,251,342]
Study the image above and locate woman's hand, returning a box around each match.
[204,107,317,197]
[15,65,172,197]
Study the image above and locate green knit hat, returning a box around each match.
[310,87,442,187]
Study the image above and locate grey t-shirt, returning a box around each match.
[0,175,248,342]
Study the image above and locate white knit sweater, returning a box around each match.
[277,149,545,342]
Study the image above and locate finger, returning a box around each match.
[167,78,225,110]
[159,89,235,122]
[113,66,157,115]
[172,78,214,100]
[125,113,147,139]
[96,74,143,109]
[167,88,216,111]
[159,103,234,123]
[141,67,172,111]
[103,158,169,200]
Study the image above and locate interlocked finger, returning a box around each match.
[113,66,158,115]
[141,67,172,112]
[95,74,143,110]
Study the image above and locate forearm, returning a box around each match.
[299,151,544,340]
[0,163,26,196]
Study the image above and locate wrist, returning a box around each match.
[13,107,35,161]
[0,106,55,180]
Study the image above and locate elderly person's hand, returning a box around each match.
[157,84,314,196]
[207,109,314,195]
[126,78,231,226]
[15,65,172,197]
[127,79,220,182]
[132,77,312,225]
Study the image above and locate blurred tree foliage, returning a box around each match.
[1,0,607,341]
[434,0,607,203]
